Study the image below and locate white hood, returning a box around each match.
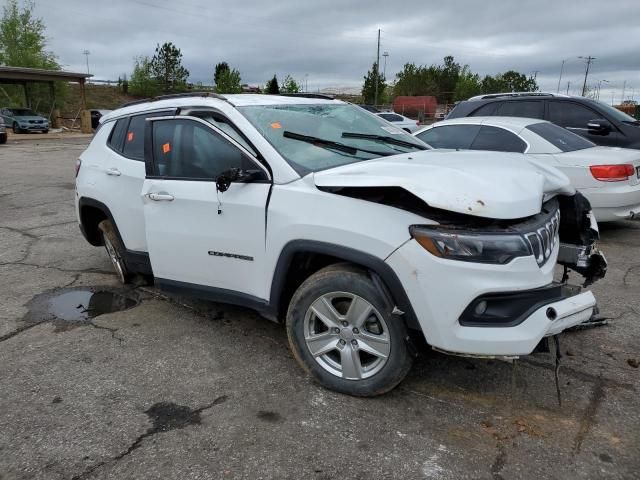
[314,150,574,219]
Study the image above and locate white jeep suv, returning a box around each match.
[75,93,606,396]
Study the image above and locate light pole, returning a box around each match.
[304,73,308,93]
[82,50,91,76]
[596,80,609,100]
[557,59,568,93]
[382,51,389,80]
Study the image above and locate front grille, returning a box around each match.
[29,120,43,124]
[524,209,560,266]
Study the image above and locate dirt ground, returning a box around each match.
[1,135,638,480]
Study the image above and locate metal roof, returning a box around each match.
[0,66,92,83]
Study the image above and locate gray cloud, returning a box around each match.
[31,0,640,101]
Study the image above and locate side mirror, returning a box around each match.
[215,168,262,192]
[587,118,612,135]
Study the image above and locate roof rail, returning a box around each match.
[468,92,567,101]
[118,91,228,109]
[279,93,335,100]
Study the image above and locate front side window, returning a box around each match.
[548,102,599,128]
[469,126,527,153]
[151,119,259,179]
[238,103,425,174]
[526,122,595,152]
[415,125,480,149]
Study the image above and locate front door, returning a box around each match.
[141,116,271,300]
[547,101,623,147]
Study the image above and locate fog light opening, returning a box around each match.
[474,300,488,316]
[546,307,557,321]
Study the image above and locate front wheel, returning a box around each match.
[98,219,131,284]
[12,122,21,134]
[286,264,413,396]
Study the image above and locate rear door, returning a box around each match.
[141,116,271,300]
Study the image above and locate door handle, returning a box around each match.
[147,192,174,202]
[105,168,121,176]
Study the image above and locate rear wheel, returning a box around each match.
[98,219,131,284]
[286,264,412,396]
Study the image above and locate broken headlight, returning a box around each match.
[409,226,531,264]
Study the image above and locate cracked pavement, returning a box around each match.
[0,137,639,480]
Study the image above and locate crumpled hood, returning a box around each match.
[314,150,574,219]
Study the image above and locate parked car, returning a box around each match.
[0,117,6,144]
[414,117,640,222]
[0,107,49,133]
[75,93,605,396]
[446,92,640,149]
[90,109,112,130]
[375,112,420,133]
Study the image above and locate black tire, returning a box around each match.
[286,264,413,396]
[0,134,6,144]
[98,219,131,284]
[43,129,49,134]
[12,122,21,134]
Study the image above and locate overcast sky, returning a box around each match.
[28,0,640,102]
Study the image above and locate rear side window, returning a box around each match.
[497,101,544,119]
[151,119,259,179]
[469,126,527,153]
[526,122,595,152]
[415,125,480,149]
[470,102,499,116]
[548,102,599,128]
[107,118,128,152]
[379,113,404,122]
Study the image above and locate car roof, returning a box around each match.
[428,116,548,130]
[466,92,571,101]
[101,94,342,122]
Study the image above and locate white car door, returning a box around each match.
[141,116,272,301]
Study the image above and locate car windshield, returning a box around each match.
[588,99,637,123]
[9,108,38,116]
[526,122,595,152]
[238,103,427,174]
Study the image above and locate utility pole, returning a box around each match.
[566,81,571,95]
[557,59,567,93]
[578,55,596,97]
[82,50,91,76]
[621,80,626,102]
[374,28,380,107]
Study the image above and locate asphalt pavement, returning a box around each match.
[0,135,638,480]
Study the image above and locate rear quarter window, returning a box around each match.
[107,118,128,153]
[526,122,595,152]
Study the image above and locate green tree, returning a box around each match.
[0,0,59,68]
[453,65,482,101]
[281,75,300,94]
[481,71,538,94]
[150,42,189,93]
[129,56,159,97]
[362,62,386,105]
[436,56,461,104]
[265,74,280,94]
[215,67,242,94]
[393,63,438,97]
[214,62,229,86]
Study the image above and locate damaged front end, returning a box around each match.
[556,192,607,286]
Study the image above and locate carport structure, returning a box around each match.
[0,66,93,131]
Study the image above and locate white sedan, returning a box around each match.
[375,112,420,133]
[414,117,640,222]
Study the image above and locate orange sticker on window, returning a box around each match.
[162,142,171,154]
[270,122,282,129]
[127,131,134,142]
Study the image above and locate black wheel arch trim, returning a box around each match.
[269,240,420,330]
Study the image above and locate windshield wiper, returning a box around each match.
[341,132,427,150]
[283,131,392,156]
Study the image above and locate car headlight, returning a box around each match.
[409,225,531,264]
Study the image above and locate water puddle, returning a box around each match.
[22,287,140,328]
[48,290,138,322]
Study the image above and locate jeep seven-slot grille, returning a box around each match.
[524,209,560,266]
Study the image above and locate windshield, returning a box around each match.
[9,108,38,116]
[588,99,638,123]
[238,103,427,174]
[526,122,595,152]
